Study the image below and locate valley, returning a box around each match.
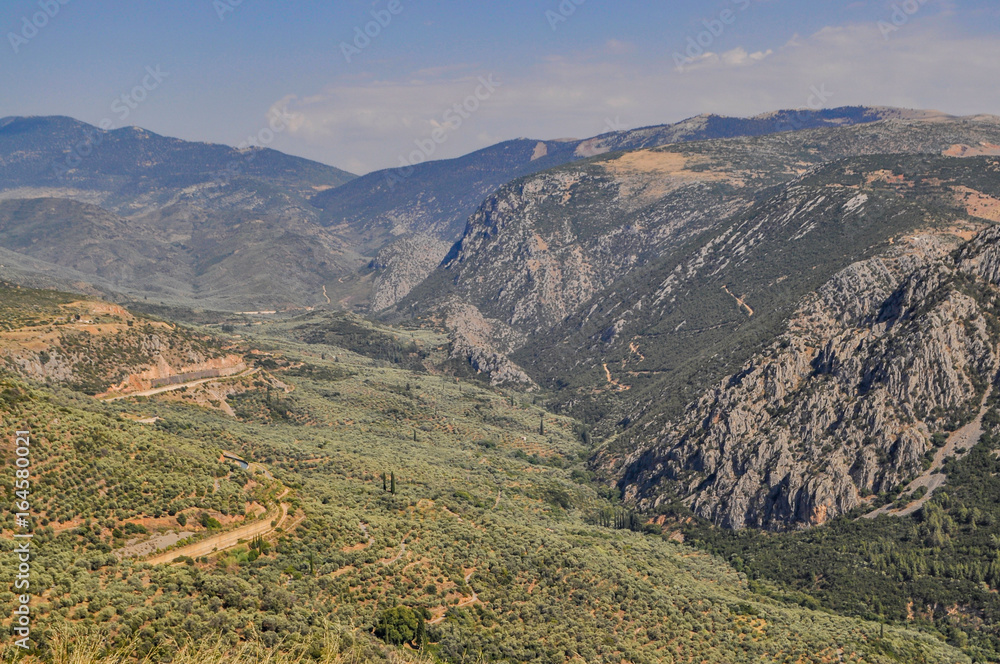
[2,284,969,663]
[4,108,1000,662]
[6,0,1000,659]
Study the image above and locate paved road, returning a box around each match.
[146,494,290,565]
[101,368,259,402]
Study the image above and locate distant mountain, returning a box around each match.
[314,106,935,249]
[311,138,581,253]
[0,108,954,311]
[319,106,933,309]
[0,116,366,310]
[0,196,370,310]
[0,115,356,202]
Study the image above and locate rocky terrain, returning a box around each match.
[312,106,907,251]
[613,220,1000,529]
[368,234,453,312]
[0,282,240,395]
[387,116,1000,529]
[6,110,1000,533]
[394,118,1000,385]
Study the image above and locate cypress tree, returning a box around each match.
[539,415,545,436]
[382,473,387,492]
[390,472,396,495]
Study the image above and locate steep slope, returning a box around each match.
[329,107,927,309]
[367,234,454,312]
[390,117,1000,531]
[395,116,1000,387]
[611,218,998,529]
[587,156,1000,529]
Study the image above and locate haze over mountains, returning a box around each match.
[3,106,1000,534]
[0,107,933,312]
[7,102,1000,660]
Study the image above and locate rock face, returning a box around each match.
[0,293,237,396]
[388,116,1000,530]
[440,298,535,386]
[369,235,452,312]
[396,118,1000,389]
[100,353,246,397]
[612,227,1000,530]
[393,148,745,378]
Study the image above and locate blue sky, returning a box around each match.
[2,0,998,173]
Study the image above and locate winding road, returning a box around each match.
[428,570,479,625]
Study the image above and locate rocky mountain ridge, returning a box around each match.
[612,219,1000,529]
[395,118,1000,388]
[387,116,1000,530]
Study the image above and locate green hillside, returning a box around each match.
[0,292,969,663]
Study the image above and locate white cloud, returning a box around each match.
[674,47,775,72]
[271,17,1000,173]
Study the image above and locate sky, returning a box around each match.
[1,0,998,174]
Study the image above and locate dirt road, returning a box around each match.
[864,384,993,519]
[428,570,479,625]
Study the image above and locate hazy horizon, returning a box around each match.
[2,0,999,174]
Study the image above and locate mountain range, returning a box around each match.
[3,107,1000,533]
[6,104,1000,660]
[0,107,935,312]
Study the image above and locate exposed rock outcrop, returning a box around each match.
[369,235,452,312]
[613,228,1000,529]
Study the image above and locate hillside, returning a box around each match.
[320,107,928,310]
[0,281,244,395]
[605,157,1000,529]
[313,106,932,249]
[386,117,1000,534]
[394,116,1000,373]
[0,117,363,311]
[0,288,970,663]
